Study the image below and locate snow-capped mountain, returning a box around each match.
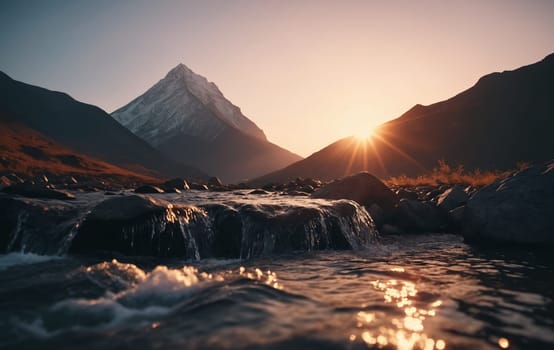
[113,64,266,146]
[112,64,301,183]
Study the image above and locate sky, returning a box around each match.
[1,0,553,157]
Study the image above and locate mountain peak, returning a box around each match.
[113,63,267,147]
[166,63,195,79]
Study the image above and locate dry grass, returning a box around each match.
[385,160,529,187]
[0,121,158,183]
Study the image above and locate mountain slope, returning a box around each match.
[0,71,206,179]
[112,64,301,183]
[0,120,156,183]
[253,53,554,184]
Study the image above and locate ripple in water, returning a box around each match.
[1,235,553,350]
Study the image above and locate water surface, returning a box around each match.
[1,234,552,350]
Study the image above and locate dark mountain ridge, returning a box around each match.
[253,53,554,184]
[0,71,206,179]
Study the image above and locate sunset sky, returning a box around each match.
[1,0,553,157]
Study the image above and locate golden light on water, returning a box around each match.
[354,277,445,350]
[498,337,510,349]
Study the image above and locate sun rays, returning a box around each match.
[344,126,427,177]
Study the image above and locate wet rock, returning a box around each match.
[396,188,419,201]
[380,224,404,235]
[463,160,554,245]
[249,189,270,195]
[299,185,315,193]
[86,195,166,221]
[395,199,446,233]
[0,195,79,254]
[70,195,213,258]
[448,205,465,232]
[311,172,399,217]
[0,176,12,188]
[236,200,377,258]
[284,190,309,196]
[367,203,384,229]
[2,183,75,200]
[189,183,209,191]
[134,185,164,194]
[208,177,223,187]
[437,186,468,212]
[162,178,190,191]
[163,187,182,193]
[203,204,242,258]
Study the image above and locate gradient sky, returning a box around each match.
[1,0,553,157]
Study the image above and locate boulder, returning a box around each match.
[462,160,554,245]
[396,188,419,201]
[311,172,399,217]
[437,185,468,212]
[189,183,209,191]
[134,185,164,194]
[162,178,190,191]
[208,177,223,187]
[2,183,75,200]
[395,199,446,233]
[70,195,212,258]
[367,203,384,229]
[448,205,465,232]
[85,195,167,221]
[249,189,270,195]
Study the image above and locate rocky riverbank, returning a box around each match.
[1,159,552,257]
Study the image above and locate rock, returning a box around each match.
[203,204,242,258]
[395,199,446,233]
[299,185,315,193]
[311,172,399,217]
[0,196,79,253]
[134,185,164,194]
[249,189,270,195]
[437,186,468,212]
[70,195,212,258]
[2,183,76,200]
[367,203,384,229]
[284,190,309,196]
[208,177,223,187]
[189,183,209,191]
[462,160,554,245]
[163,187,182,193]
[396,188,419,201]
[0,176,12,188]
[162,178,190,190]
[448,205,465,231]
[380,224,404,235]
[86,195,168,221]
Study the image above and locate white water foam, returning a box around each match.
[0,252,62,271]
[17,259,281,337]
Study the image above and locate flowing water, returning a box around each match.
[0,191,553,350]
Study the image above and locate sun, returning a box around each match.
[352,125,378,141]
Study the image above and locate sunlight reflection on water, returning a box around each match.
[351,276,446,350]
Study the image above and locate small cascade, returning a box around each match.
[0,196,85,255]
[1,194,379,259]
[70,201,214,259]
[237,200,377,259]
